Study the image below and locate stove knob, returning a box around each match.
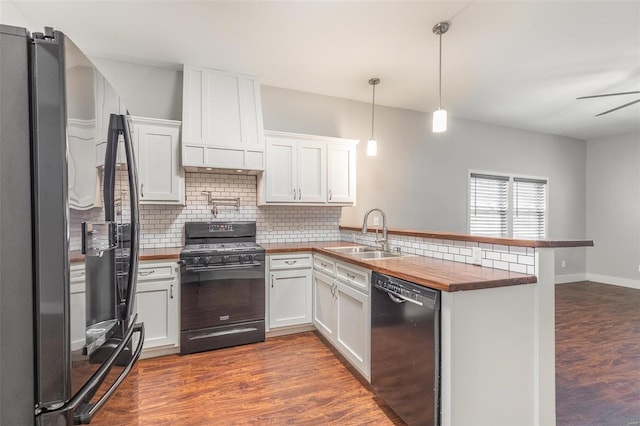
[192,256,201,265]
[248,254,256,261]
[204,256,212,265]
[222,255,230,264]
[238,254,246,263]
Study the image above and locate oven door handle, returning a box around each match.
[185,262,263,272]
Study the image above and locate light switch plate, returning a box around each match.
[471,247,482,265]
[373,216,379,226]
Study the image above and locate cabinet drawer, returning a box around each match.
[269,253,312,270]
[336,261,370,293]
[313,254,336,276]
[70,264,86,284]
[138,262,178,281]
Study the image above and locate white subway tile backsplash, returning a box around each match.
[509,263,527,274]
[493,260,509,271]
[486,251,501,261]
[501,253,518,263]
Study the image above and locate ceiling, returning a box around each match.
[8,0,640,141]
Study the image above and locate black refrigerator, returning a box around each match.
[0,25,144,425]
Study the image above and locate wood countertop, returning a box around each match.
[262,241,537,292]
[339,226,594,248]
[70,247,181,263]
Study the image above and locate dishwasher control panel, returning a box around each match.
[373,274,426,303]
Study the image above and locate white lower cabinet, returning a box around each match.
[135,261,180,357]
[267,254,313,331]
[70,264,86,351]
[312,254,371,381]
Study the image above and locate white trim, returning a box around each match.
[587,273,640,290]
[555,273,588,284]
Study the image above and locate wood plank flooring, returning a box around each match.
[556,281,640,426]
[92,332,403,425]
[93,281,640,425]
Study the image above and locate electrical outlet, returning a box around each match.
[471,247,482,265]
[373,216,380,226]
[561,260,566,268]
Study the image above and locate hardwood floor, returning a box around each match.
[93,281,639,425]
[92,332,404,425]
[556,281,640,426]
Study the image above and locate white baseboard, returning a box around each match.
[587,273,640,290]
[139,345,180,360]
[555,273,588,284]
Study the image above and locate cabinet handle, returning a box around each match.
[141,183,144,197]
[347,273,356,280]
[329,189,332,200]
[298,189,301,200]
[139,270,154,276]
[284,260,297,265]
[271,275,275,288]
[292,188,296,200]
[320,262,327,268]
[170,284,174,299]
[330,282,336,297]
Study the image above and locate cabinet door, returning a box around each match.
[70,266,86,352]
[297,141,326,203]
[269,269,312,328]
[313,271,336,341]
[266,137,297,202]
[206,70,243,147]
[68,119,98,210]
[135,120,183,204]
[182,65,206,147]
[327,143,356,204]
[136,279,179,349]
[336,282,370,380]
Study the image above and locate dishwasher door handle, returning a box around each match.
[381,288,424,306]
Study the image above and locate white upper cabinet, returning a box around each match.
[258,131,356,206]
[129,116,184,205]
[181,65,265,172]
[327,143,356,204]
[297,141,326,203]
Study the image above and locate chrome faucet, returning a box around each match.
[362,208,389,251]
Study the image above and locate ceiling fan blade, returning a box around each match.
[577,90,640,100]
[595,98,640,116]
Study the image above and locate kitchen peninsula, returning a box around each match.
[263,227,593,426]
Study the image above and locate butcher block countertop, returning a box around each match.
[261,241,538,292]
[70,247,181,263]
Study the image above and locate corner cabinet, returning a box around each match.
[267,254,313,333]
[129,116,184,205]
[312,254,371,381]
[257,131,357,206]
[135,261,180,358]
[181,65,265,172]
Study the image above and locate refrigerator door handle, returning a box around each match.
[74,321,145,424]
[36,316,144,421]
[120,114,140,322]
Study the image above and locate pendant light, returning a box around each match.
[432,21,450,133]
[367,78,380,156]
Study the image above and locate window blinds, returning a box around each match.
[469,174,509,237]
[513,177,547,239]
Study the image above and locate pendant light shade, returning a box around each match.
[367,78,380,156]
[432,21,450,133]
[433,108,447,133]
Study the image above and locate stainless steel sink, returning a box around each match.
[350,250,405,260]
[326,246,408,260]
[325,246,378,254]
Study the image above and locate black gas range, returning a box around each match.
[179,222,265,355]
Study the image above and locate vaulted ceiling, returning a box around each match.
[9,0,640,141]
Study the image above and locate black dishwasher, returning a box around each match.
[371,271,441,426]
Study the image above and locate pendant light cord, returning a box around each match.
[438,30,442,109]
[371,83,376,139]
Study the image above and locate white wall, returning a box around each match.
[586,131,640,288]
[90,57,182,121]
[262,86,588,277]
[0,2,33,29]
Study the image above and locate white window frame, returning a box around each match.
[468,170,549,239]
